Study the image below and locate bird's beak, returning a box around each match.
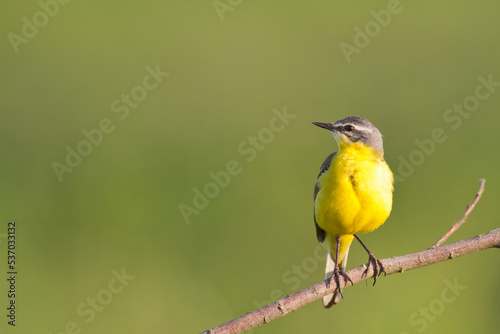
[312,122,335,131]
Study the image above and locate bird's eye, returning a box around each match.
[344,125,354,132]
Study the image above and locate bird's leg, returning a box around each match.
[328,236,353,297]
[354,234,386,285]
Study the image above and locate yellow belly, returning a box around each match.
[315,144,393,237]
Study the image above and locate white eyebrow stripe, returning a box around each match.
[350,124,374,133]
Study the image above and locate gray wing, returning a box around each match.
[313,152,336,243]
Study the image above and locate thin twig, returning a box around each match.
[429,179,486,249]
[200,228,500,334]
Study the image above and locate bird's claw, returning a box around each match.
[328,269,353,297]
[362,254,386,285]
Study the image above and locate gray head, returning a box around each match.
[312,116,384,152]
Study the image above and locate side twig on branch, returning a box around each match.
[201,179,496,334]
[429,179,485,249]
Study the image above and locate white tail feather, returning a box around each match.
[323,247,349,307]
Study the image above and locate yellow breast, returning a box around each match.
[315,143,393,236]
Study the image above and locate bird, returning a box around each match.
[312,116,394,308]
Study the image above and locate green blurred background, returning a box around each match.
[1,1,499,333]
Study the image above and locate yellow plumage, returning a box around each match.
[312,116,394,307]
[315,142,393,264]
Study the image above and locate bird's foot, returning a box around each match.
[362,253,386,285]
[328,268,353,297]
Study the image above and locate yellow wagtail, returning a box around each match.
[312,116,394,307]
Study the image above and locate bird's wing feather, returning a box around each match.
[313,152,336,243]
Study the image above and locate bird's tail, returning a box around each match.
[323,235,353,308]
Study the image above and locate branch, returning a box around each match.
[202,229,500,334]
[200,179,495,334]
[429,179,486,249]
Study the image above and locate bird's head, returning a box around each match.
[313,116,384,152]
